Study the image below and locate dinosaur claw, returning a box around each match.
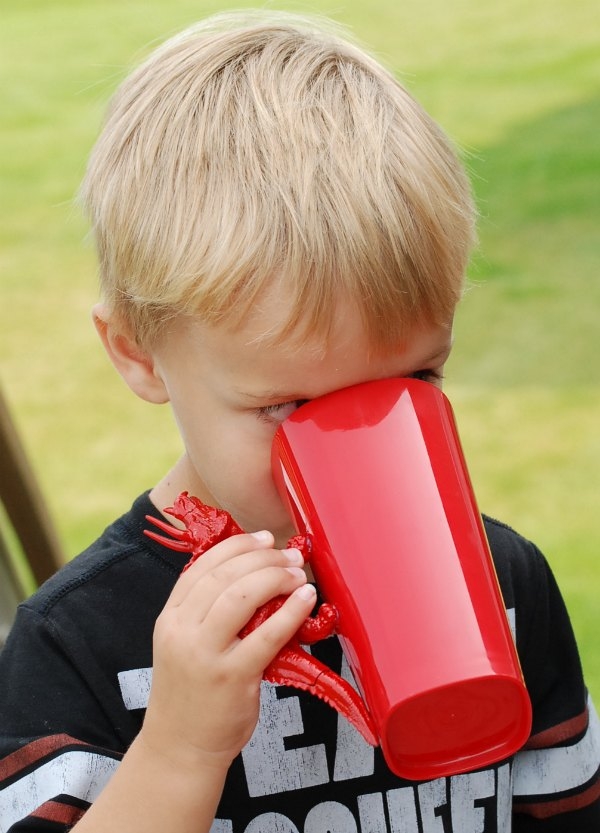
[144,515,195,554]
[266,649,377,746]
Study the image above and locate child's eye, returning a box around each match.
[409,369,444,385]
[256,400,309,423]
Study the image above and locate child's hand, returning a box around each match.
[139,531,316,774]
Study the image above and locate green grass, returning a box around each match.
[1,0,598,702]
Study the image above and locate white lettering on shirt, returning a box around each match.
[242,682,329,797]
[450,769,495,832]
[418,778,447,833]
[304,801,358,833]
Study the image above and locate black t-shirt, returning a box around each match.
[1,493,599,832]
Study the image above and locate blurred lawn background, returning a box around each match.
[1,0,598,700]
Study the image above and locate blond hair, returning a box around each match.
[80,11,476,349]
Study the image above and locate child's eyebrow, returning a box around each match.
[235,388,305,404]
[234,346,452,404]
[422,345,453,365]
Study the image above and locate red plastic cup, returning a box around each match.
[271,378,531,780]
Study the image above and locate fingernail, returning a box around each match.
[295,584,317,601]
[282,547,303,564]
[285,567,307,579]
[251,530,272,542]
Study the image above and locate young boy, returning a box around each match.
[0,11,598,832]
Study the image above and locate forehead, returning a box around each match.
[230,279,451,354]
[239,288,363,357]
[198,292,367,378]
[175,289,453,403]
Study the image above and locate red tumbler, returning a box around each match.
[271,378,531,780]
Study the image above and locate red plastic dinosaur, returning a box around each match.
[145,491,377,745]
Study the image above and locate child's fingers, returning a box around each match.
[171,546,305,629]
[237,583,318,668]
[161,536,307,653]
[202,563,309,652]
[166,531,275,607]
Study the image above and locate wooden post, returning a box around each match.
[0,386,64,589]
[0,530,25,647]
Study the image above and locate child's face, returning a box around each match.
[150,291,453,546]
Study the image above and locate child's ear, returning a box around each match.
[92,303,169,404]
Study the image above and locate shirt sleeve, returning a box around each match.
[0,604,126,832]
[507,538,600,830]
